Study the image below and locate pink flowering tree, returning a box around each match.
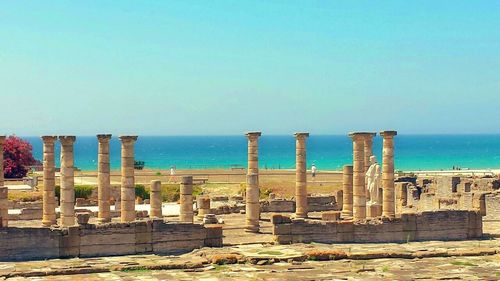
[3,136,37,178]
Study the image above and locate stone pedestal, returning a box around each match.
[0,136,5,187]
[119,136,138,222]
[245,132,261,175]
[381,131,397,218]
[150,180,162,218]
[341,165,353,218]
[294,132,309,218]
[197,196,211,220]
[41,136,57,227]
[322,211,341,221]
[180,176,194,223]
[59,136,76,227]
[349,132,371,220]
[364,133,376,201]
[366,203,382,218]
[97,134,112,223]
[245,173,260,232]
[0,187,8,227]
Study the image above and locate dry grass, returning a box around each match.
[8,190,43,202]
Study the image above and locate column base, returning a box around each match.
[245,225,260,233]
[97,217,111,224]
[367,203,382,218]
[294,213,308,219]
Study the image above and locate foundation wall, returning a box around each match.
[0,220,222,261]
[272,210,482,244]
[485,192,500,220]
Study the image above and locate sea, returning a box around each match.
[23,135,500,172]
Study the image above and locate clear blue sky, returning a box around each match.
[1,1,499,136]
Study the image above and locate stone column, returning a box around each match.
[0,186,7,227]
[295,132,309,218]
[97,134,112,223]
[380,130,397,218]
[245,173,260,232]
[364,133,376,201]
[119,136,138,222]
[59,136,76,227]
[245,132,261,174]
[349,132,370,220]
[341,165,353,218]
[150,180,162,218]
[180,176,194,223]
[41,136,58,227]
[197,196,211,220]
[0,136,5,187]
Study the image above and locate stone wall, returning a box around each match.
[0,220,222,261]
[272,210,482,244]
[261,196,338,213]
[484,192,500,220]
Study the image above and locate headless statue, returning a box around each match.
[365,155,381,205]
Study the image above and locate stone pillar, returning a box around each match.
[349,132,370,220]
[380,130,397,218]
[97,134,112,223]
[364,133,376,201]
[0,187,7,227]
[245,173,260,232]
[341,165,353,218]
[294,132,309,218]
[119,136,138,222]
[180,176,194,223]
[59,136,76,227]
[197,196,211,220]
[150,180,162,218]
[0,136,5,187]
[245,132,261,174]
[41,136,57,227]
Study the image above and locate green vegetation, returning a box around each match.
[155,171,162,176]
[382,265,389,272]
[160,183,202,202]
[55,185,94,201]
[120,266,150,273]
[450,261,477,267]
[135,184,150,200]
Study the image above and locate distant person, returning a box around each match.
[169,166,176,182]
[311,164,317,180]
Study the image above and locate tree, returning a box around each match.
[3,136,37,178]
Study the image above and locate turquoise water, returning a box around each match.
[24,135,500,171]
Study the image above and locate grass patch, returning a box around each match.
[382,265,389,272]
[450,261,478,267]
[161,184,202,202]
[55,185,94,202]
[257,250,284,256]
[121,266,150,273]
[8,190,43,202]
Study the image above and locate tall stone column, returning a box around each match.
[245,173,260,232]
[59,136,76,227]
[41,136,58,227]
[381,131,397,218]
[341,165,353,218]
[245,132,261,174]
[364,133,376,201]
[0,136,5,187]
[119,136,138,222]
[0,187,7,227]
[180,176,194,223]
[150,180,162,218]
[294,133,309,218]
[349,132,370,220]
[97,134,112,223]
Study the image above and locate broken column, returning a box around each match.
[180,175,194,223]
[119,135,138,222]
[245,173,260,232]
[59,136,76,227]
[41,136,58,227]
[295,132,309,218]
[0,136,5,187]
[349,132,369,220]
[341,165,354,218]
[97,134,112,223]
[0,187,7,227]
[364,133,376,201]
[150,180,162,218]
[197,196,211,220]
[245,132,261,174]
[380,130,397,218]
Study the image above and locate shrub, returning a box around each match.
[3,136,37,178]
[161,184,202,202]
[135,184,150,200]
[55,185,94,201]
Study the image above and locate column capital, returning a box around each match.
[41,136,58,143]
[97,134,112,141]
[119,135,138,143]
[380,131,398,138]
[294,132,309,139]
[58,136,76,144]
[245,132,262,139]
[348,132,373,140]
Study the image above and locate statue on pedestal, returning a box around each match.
[365,155,381,204]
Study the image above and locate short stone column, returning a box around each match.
[341,165,353,218]
[245,173,260,232]
[197,196,211,220]
[0,186,8,227]
[245,132,261,174]
[364,133,376,201]
[349,132,369,220]
[119,136,138,222]
[0,136,5,187]
[150,180,162,218]
[41,136,58,227]
[180,176,194,223]
[97,134,112,223]
[380,130,397,218]
[294,132,309,218]
[59,136,76,227]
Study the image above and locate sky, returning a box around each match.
[1,1,499,136]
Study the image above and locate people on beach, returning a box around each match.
[311,164,317,180]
